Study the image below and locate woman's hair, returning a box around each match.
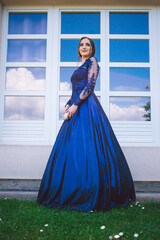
[77,37,96,62]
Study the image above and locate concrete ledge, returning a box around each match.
[1,180,160,192]
[0,191,160,202]
[136,192,160,202]
[0,191,38,201]
[0,180,160,202]
[0,179,41,191]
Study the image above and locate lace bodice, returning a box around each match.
[65,56,99,107]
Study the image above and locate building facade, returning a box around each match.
[0,0,160,195]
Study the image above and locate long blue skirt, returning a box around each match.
[37,92,136,212]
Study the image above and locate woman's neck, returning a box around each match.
[81,55,90,64]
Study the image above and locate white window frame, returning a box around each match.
[0,5,160,147]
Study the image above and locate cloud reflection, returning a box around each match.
[110,103,147,121]
[60,81,71,91]
[4,96,45,120]
[6,68,45,91]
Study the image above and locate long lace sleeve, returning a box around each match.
[73,57,99,106]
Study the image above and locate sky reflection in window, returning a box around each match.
[8,13,47,34]
[110,68,150,91]
[7,40,46,62]
[110,96,151,121]
[110,40,149,62]
[4,96,45,120]
[61,12,100,34]
[110,12,149,34]
[6,67,46,91]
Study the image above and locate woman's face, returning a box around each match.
[79,38,92,58]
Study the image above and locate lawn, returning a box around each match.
[0,199,159,240]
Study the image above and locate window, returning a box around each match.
[5,13,47,121]
[109,12,150,121]
[107,11,153,143]
[0,10,50,142]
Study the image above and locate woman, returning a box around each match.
[37,37,136,212]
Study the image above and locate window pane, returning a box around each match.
[110,40,149,62]
[61,12,100,34]
[110,97,151,121]
[6,67,46,91]
[8,13,47,34]
[110,68,150,91]
[60,67,100,91]
[61,39,100,62]
[7,40,46,62]
[110,12,149,34]
[4,96,45,120]
[59,96,71,120]
[60,67,75,91]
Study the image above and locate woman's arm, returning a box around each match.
[65,57,99,120]
[73,56,99,106]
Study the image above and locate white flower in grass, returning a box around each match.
[90,210,93,212]
[44,224,48,227]
[100,225,105,230]
[5,197,8,200]
[142,207,145,209]
[40,229,43,232]
[134,233,139,238]
[135,201,139,205]
[119,232,123,236]
[114,235,120,238]
[109,236,113,240]
[130,205,133,207]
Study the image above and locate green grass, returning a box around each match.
[0,199,159,240]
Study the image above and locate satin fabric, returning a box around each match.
[37,60,136,212]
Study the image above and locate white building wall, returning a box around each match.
[0,1,3,61]
[0,145,160,181]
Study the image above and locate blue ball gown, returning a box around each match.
[37,56,136,212]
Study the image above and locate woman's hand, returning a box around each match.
[65,104,78,120]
